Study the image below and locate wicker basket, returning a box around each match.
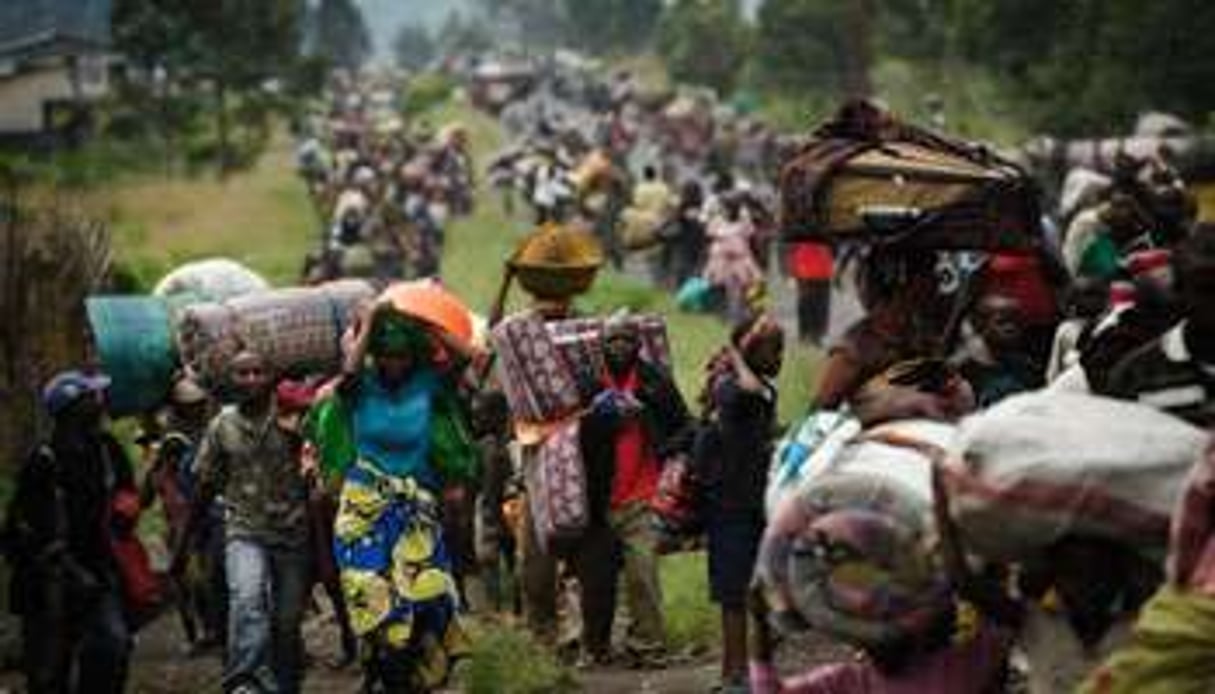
[508,224,604,300]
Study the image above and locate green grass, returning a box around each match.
[661,552,719,654]
[456,623,579,694]
[94,128,317,290]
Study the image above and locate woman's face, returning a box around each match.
[375,352,413,385]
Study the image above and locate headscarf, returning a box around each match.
[370,310,432,360]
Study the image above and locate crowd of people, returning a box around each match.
[296,72,477,285]
[8,56,1215,694]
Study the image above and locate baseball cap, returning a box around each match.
[42,370,111,416]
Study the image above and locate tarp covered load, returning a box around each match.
[756,420,955,649]
[85,296,176,416]
[945,391,1207,562]
[177,280,374,387]
[779,100,1040,250]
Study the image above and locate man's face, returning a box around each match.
[64,389,107,429]
[230,353,271,404]
[977,295,1025,353]
[604,331,641,376]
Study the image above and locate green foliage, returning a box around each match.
[401,74,458,119]
[110,0,302,175]
[561,0,664,55]
[457,625,577,694]
[314,0,373,70]
[393,24,438,71]
[754,0,849,93]
[437,10,495,56]
[954,0,1215,134]
[657,0,752,96]
[475,0,566,50]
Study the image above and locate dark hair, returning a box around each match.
[730,313,764,347]
[680,180,703,208]
[643,165,657,181]
[856,248,937,305]
[472,389,510,437]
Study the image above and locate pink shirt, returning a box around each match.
[750,626,1011,694]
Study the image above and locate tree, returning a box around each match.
[436,11,494,57]
[475,0,566,49]
[657,0,751,96]
[393,24,437,71]
[314,0,372,70]
[112,0,305,171]
[955,0,1215,134]
[753,0,874,98]
[561,0,663,54]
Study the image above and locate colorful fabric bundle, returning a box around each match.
[755,420,953,649]
[946,391,1206,562]
[524,419,589,549]
[546,314,672,373]
[178,280,374,387]
[490,311,582,424]
[651,452,702,549]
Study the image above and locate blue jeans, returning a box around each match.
[224,538,309,694]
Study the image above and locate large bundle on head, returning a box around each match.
[779,100,1040,250]
[945,391,1207,562]
[491,312,671,425]
[177,280,374,388]
[152,258,270,304]
[756,420,954,649]
[85,296,176,416]
[546,315,671,372]
[508,223,604,300]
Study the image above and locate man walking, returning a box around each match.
[174,350,311,694]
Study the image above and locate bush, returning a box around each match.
[458,624,576,694]
[402,73,457,119]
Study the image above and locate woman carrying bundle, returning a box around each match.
[308,295,477,692]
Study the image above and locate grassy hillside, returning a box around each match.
[94,134,319,290]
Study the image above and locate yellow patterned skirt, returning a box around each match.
[334,463,470,689]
